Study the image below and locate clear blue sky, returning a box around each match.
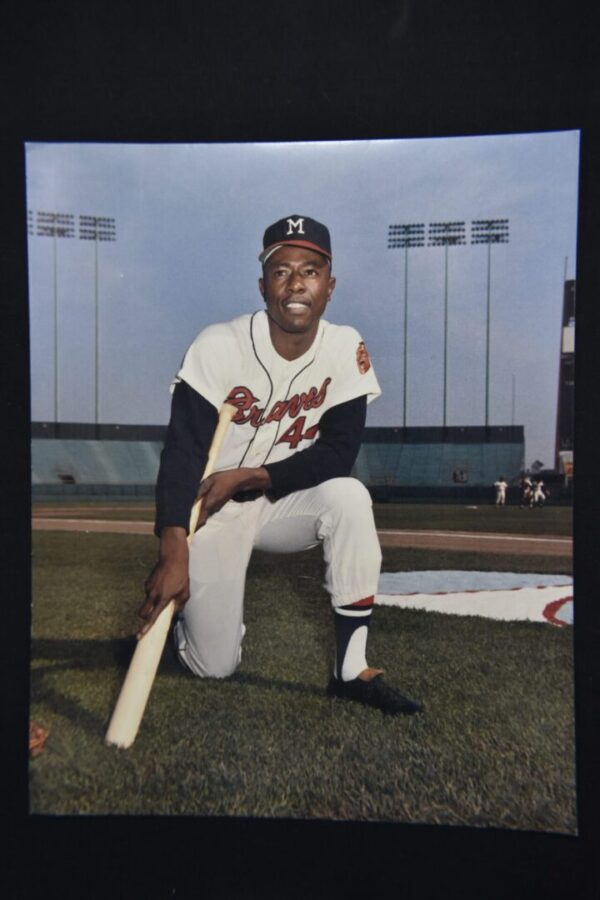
[25,132,580,468]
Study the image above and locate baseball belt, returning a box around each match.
[232,489,264,503]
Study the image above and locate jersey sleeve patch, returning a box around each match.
[356,341,372,374]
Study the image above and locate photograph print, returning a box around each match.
[27,132,578,832]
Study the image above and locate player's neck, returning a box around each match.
[266,317,320,361]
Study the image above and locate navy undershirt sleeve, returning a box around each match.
[154,380,367,535]
[154,381,218,536]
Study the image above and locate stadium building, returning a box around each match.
[555,278,575,480]
[31,421,527,505]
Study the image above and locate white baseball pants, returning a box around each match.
[173,477,382,678]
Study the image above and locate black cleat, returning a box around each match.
[327,671,423,716]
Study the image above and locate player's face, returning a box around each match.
[259,246,336,338]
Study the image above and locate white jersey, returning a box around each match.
[174,309,381,472]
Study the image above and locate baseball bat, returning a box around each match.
[105,401,236,749]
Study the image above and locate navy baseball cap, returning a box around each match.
[259,215,332,264]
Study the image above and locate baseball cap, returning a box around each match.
[259,215,332,264]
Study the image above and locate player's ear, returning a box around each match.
[327,275,336,300]
[258,277,265,300]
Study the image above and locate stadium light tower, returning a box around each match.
[29,210,76,423]
[471,218,510,427]
[428,221,466,427]
[387,223,425,427]
[79,215,117,425]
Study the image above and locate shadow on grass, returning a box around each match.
[229,670,325,699]
[31,673,109,735]
[32,636,137,669]
[30,637,326,739]
[30,637,139,735]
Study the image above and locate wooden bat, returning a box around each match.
[105,401,237,748]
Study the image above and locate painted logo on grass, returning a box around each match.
[542,596,573,627]
[376,571,573,624]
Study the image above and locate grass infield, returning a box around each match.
[29,504,575,830]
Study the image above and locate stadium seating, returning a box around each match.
[31,438,162,497]
[353,440,524,487]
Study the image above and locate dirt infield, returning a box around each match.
[377,529,571,557]
[31,515,572,557]
[32,505,155,515]
[33,517,155,534]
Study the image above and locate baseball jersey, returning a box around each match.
[154,309,380,534]
[174,309,381,472]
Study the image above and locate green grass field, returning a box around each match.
[29,504,575,830]
[33,499,573,535]
[374,501,572,535]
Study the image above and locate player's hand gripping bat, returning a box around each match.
[105,401,236,748]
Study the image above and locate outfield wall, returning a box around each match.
[31,421,572,504]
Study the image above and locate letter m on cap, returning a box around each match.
[286,217,305,235]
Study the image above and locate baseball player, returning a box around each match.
[494,476,508,506]
[531,479,550,508]
[519,475,533,508]
[139,215,422,716]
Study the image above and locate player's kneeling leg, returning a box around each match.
[173,583,246,678]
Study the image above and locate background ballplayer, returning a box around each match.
[139,215,422,715]
[494,476,508,506]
